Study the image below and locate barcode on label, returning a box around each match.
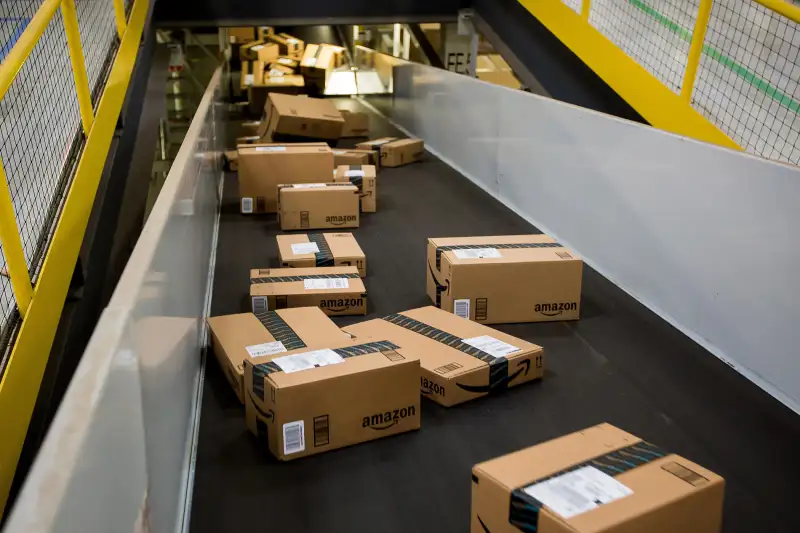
[434,362,463,375]
[283,421,305,455]
[252,296,268,314]
[313,415,330,447]
[454,299,470,319]
[556,251,573,259]
[241,197,253,213]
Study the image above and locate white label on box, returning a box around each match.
[366,139,392,147]
[454,299,470,319]
[244,74,254,86]
[292,183,327,189]
[291,242,320,255]
[461,335,520,358]
[252,296,268,313]
[268,69,285,77]
[241,197,253,213]
[273,348,345,374]
[303,278,350,290]
[345,170,365,177]
[306,57,317,67]
[523,466,633,519]
[453,248,502,259]
[333,150,347,155]
[255,146,286,152]
[246,341,287,358]
[268,76,285,83]
[287,38,299,44]
[279,57,293,65]
[251,44,264,51]
[283,420,305,455]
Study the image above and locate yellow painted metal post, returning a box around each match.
[681,0,713,102]
[0,161,33,317]
[114,0,127,39]
[581,0,591,21]
[61,0,94,135]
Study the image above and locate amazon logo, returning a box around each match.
[421,377,445,397]
[534,302,577,317]
[362,406,416,430]
[325,215,357,225]
[456,359,531,394]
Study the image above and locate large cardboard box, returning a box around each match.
[238,143,333,214]
[278,233,367,277]
[258,93,344,143]
[343,306,544,406]
[300,43,344,94]
[250,266,367,316]
[248,75,306,116]
[471,423,725,533]
[268,33,305,60]
[278,183,360,230]
[243,337,420,461]
[207,308,346,403]
[426,234,582,324]
[332,149,376,167]
[340,110,370,137]
[356,137,424,167]
[334,164,377,213]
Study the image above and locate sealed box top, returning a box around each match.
[429,234,581,267]
[473,423,725,533]
[335,164,377,180]
[267,93,344,124]
[277,233,364,263]
[238,142,331,157]
[356,137,398,149]
[301,43,341,70]
[251,266,364,297]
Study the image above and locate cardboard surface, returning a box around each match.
[333,149,379,168]
[240,60,252,89]
[271,56,299,70]
[228,27,256,42]
[238,143,333,214]
[300,43,344,94]
[277,233,367,277]
[240,40,267,61]
[334,164,377,213]
[223,150,238,171]
[471,423,725,533]
[240,121,261,137]
[259,93,344,143]
[356,138,424,167]
[343,306,544,406]
[268,33,304,59]
[340,110,370,137]
[250,266,367,316]
[247,76,305,115]
[207,308,346,403]
[426,234,583,324]
[257,26,274,40]
[278,183,360,230]
[243,337,420,461]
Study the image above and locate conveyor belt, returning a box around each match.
[191,98,800,533]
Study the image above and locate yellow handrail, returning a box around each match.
[753,0,800,23]
[113,0,128,38]
[62,0,95,134]
[681,0,713,102]
[580,0,591,22]
[0,162,32,317]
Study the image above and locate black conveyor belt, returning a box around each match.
[191,98,800,533]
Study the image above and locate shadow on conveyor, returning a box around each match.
[192,98,800,533]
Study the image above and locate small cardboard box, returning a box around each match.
[268,33,304,59]
[272,56,299,70]
[248,75,306,115]
[238,143,334,214]
[471,423,725,533]
[340,110,370,137]
[256,42,280,62]
[257,26,274,40]
[243,337,420,461]
[223,150,238,171]
[343,306,544,407]
[332,149,375,167]
[206,308,346,403]
[277,232,367,277]
[300,43,344,94]
[278,183,360,230]
[228,27,256,42]
[356,138,424,167]
[250,266,367,316]
[334,164,377,213]
[426,234,583,324]
[240,40,267,61]
[258,93,344,143]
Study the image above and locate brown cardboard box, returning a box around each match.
[356,138,424,167]
[268,63,294,75]
[256,42,280,63]
[471,423,725,533]
[257,26,274,40]
[300,44,343,94]
[238,143,334,214]
[343,306,544,407]
[243,336,420,461]
[241,121,261,137]
[236,135,261,145]
[240,40,268,61]
[334,164,377,213]
[250,266,367,316]
[268,33,304,59]
[258,93,344,143]
[340,110,370,137]
[248,75,306,115]
[333,149,379,168]
[426,235,582,324]
[240,61,253,89]
[224,150,238,171]
[277,183,360,230]
[277,232,366,277]
[272,56,299,70]
[228,26,256,42]
[206,308,346,403]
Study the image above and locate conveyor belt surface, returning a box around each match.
[191,98,800,533]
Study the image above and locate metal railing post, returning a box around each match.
[113,0,127,39]
[62,0,94,135]
[681,0,713,102]
[0,161,33,317]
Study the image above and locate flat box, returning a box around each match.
[471,423,725,533]
[258,93,344,143]
[228,27,256,42]
[340,110,370,137]
[223,150,238,171]
[333,149,379,168]
[277,232,366,277]
[426,234,582,324]
[268,33,304,60]
[334,164,377,213]
[343,306,544,406]
[250,266,367,317]
[356,137,424,167]
[243,337,420,461]
[278,183,360,230]
[238,143,333,214]
[206,308,345,403]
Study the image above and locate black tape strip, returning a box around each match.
[348,176,364,190]
[314,45,323,60]
[253,310,307,351]
[427,263,447,308]
[251,272,360,284]
[307,233,334,267]
[435,242,564,270]
[508,441,667,531]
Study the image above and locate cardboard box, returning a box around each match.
[340,110,370,137]
[268,33,304,59]
[248,75,306,115]
[333,149,379,167]
[223,150,238,171]
[250,266,367,316]
[334,164,377,213]
[278,183,360,230]
[277,232,366,277]
[426,234,582,324]
[471,423,725,533]
[238,143,334,214]
[240,121,261,137]
[228,26,256,42]
[300,43,343,94]
[268,63,295,75]
[240,60,253,89]
[356,138,424,167]
[243,336,420,461]
[240,40,268,61]
[206,308,346,403]
[272,56,299,70]
[343,306,544,406]
[258,93,344,143]
[257,26,274,40]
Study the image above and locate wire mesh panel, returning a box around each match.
[76,0,119,95]
[692,0,800,163]
[561,0,582,15]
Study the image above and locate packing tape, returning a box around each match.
[435,242,564,270]
[307,233,334,267]
[251,272,360,284]
[253,310,308,351]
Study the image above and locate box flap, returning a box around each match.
[429,235,581,269]
[325,233,364,259]
[385,138,423,149]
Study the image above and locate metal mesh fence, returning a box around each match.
[562,0,581,15]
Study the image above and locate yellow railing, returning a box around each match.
[0,0,149,518]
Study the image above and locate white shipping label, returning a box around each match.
[282,420,305,455]
[306,57,317,67]
[291,242,320,255]
[268,69,285,77]
[273,348,345,374]
[333,150,347,155]
[523,466,633,519]
[244,74,254,86]
[345,170,365,177]
[303,278,350,290]
[453,248,502,259]
[461,335,521,358]
[279,57,293,64]
[287,38,299,44]
[255,146,286,152]
[246,341,287,358]
[292,183,327,189]
[241,197,253,213]
[251,44,264,50]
